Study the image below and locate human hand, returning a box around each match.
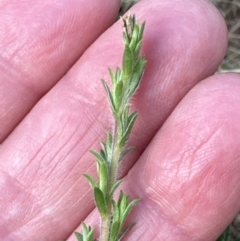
[0,0,239,241]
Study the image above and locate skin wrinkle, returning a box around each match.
[16,122,67,184]
[0,0,120,143]
[48,135,97,202]
[0,170,43,239]
[41,118,86,182]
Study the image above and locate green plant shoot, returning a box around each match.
[75,14,146,241]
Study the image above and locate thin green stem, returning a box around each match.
[76,14,146,241]
[100,121,122,241]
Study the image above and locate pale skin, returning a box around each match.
[0,0,240,240]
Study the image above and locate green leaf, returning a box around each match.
[129,24,139,51]
[119,106,130,136]
[139,21,146,41]
[100,142,107,158]
[94,187,107,217]
[119,111,138,148]
[134,40,143,58]
[116,67,122,82]
[86,229,94,241]
[106,132,113,158]
[114,80,123,111]
[112,200,120,223]
[101,79,115,112]
[117,190,124,207]
[90,150,106,163]
[109,221,120,241]
[83,174,98,188]
[79,223,95,241]
[122,44,134,81]
[98,160,108,197]
[121,199,139,225]
[127,57,146,98]
[108,68,115,83]
[119,193,128,215]
[107,179,122,203]
[75,232,83,241]
[82,223,89,238]
[123,32,130,45]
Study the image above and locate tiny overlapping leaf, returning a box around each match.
[129,24,139,51]
[97,160,108,197]
[121,199,139,225]
[113,80,124,111]
[75,223,95,241]
[107,179,122,203]
[94,187,107,217]
[101,79,115,112]
[122,44,134,81]
[90,150,106,163]
[83,174,98,189]
[75,232,83,241]
[110,221,121,241]
[119,111,138,148]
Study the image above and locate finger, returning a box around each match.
[123,73,240,241]
[0,0,227,240]
[0,0,119,142]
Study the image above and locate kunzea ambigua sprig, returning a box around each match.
[75,14,146,241]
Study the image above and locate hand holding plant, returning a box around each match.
[0,1,239,241]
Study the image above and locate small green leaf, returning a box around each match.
[117,190,124,207]
[139,21,146,41]
[123,32,130,45]
[86,228,94,241]
[116,67,122,82]
[75,232,83,241]
[101,79,115,112]
[94,187,107,217]
[100,142,107,158]
[109,221,120,241]
[112,200,120,223]
[106,132,113,147]
[121,199,139,225]
[82,222,89,238]
[114,80,123,111]
[108,68,115,83]
[129,24,139,51]
[119,112,138,148]
[106,132,113,157]
[134,40,143,58]
[79,223,95,241]
[90,150,106,163]
[83,174,98,188]
[107,179,122,203]
[119,106,130,135]
[122,45,134,81]
[119,193,128,215]
[127,57,146,98]
[98,160,108,197]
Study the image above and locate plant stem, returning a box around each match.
[100,121,122,241]
[75,14,146,241]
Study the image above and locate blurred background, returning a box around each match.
[119,1,240,240]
